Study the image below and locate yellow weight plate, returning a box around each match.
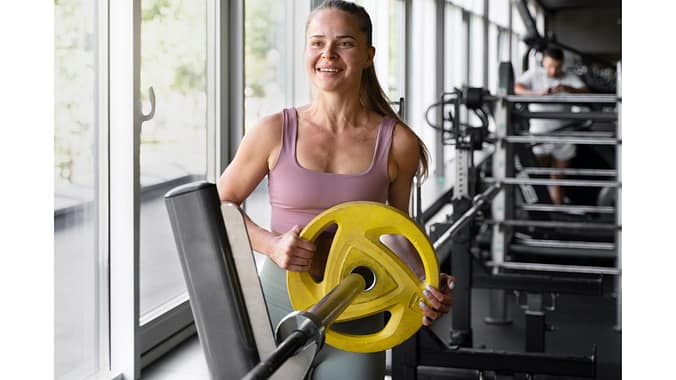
[287,201,439,353]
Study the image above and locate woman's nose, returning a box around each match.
[321,44,336,59]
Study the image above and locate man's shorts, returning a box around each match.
[532,142,576,161]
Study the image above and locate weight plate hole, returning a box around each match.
[351,266,376,292]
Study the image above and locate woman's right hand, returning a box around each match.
[269,225,316,272]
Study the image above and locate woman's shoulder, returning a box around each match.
[239,111,287,155]
[246,111,285,138]
[391,120,418,148]
[254,110,285,129]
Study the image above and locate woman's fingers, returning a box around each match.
[419,301,440,326]
[272,225,317,271]
[440,273,456,294]
[423,286,452,313]
[419,273,456,326]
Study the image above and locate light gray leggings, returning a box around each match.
[259,258,386,380]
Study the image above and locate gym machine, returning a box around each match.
[483,62,621,336]
[165,182,442,379]
[165,181,597,380]
[392,82,600,380]
[392,60,622,378]
[165,182,316,380]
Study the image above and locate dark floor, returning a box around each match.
[418,284,621,380]
[142,279,620,380]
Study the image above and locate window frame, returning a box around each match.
[104,0,243,378]
[134,0,245,372]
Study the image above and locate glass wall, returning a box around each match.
[242,0,310,259]
[387,0,407,102]
[244,0,303,129]
[356,0,407,102]
[54,0,106,378]
[469,13,485,87]
[409,0,440,174]
[139,0,208,323]
[511,0,529,76]
[445,4,467,91]
[52,1,546,377]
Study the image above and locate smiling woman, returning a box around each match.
[216,1,454,379]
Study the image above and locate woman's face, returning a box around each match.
[305,9,375,94]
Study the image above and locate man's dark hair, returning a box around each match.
[542,47,564,62]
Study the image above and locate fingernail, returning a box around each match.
[449,281,455,290]
[422,316,427,325]
[425,284,433,291]
[422,288,431,297]
[418,301,426,310]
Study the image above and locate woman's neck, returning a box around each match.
[306,93,369,131]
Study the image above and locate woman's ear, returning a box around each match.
[365,46,376,68]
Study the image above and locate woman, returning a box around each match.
[217,1,454,378]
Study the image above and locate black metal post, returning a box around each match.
[449,196,473,347]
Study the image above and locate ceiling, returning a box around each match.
[536,0,620,11]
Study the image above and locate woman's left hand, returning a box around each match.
[419,273,455,326]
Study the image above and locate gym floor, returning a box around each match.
[142,286,620,380]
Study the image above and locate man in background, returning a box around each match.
[514,47,590,204]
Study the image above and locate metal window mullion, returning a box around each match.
[404,0,412,124]
[206,0,218,182]
[228,0,245,163]
[463,9,470,86]
[434,0,445,178]
[96,0,111,374]
[207,0,237,180]
[109,0,141,378]
[508,0,512,62]
[482,0,489,87]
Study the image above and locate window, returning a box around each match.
[356,0,406,102]
[54,0,230,377]
[138,0,208,325]
[244,0,306,128]
[410,0,440,174]
[488,23,498,94]
[387,0,407,101]
[511,1,527,75]
[54,0,107,378]
[488,0,509,28]
[469,14,485,87]
[243,0,309,264]
[445,3,466,90]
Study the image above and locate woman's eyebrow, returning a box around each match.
[308,34,356,40]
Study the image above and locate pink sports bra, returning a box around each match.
[268,108,395,233]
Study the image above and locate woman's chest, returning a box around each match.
[296,125,380,174]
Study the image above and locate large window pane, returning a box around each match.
[445,4,466,90]
[54,0,105,378]
[512,1,526,36]
[244,0,298,131]
[243,0,303,244]
[387,0,406,101]
[488,0,509,27]
[469,14,485,87]
[355,0,406,101]
[488,23,498,94]
[139,0,207,321]
[410,0,439,172]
